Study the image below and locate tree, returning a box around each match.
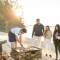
[0,0,25,32]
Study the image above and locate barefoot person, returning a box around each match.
[53,24,60,60]
[8,27,27,51]
[32,19,44,48]
[43,26,52,57]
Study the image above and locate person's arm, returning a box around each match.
[56,36,60,40]
[56,33,60,40]
[43,31,47,38]
[42,25,44,32]
[51,31,52,37]
[43,34,46,38]
[48,31,52,38]
[53,31,56,44]
[41,24,44,36]
[32,25,35,37]
[15,35,24,48]
[19,35,24,48]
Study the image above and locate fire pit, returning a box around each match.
[10,46,42,60]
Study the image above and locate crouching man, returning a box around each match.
[8,27,27,51]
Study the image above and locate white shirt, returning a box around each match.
[11,27,21,36]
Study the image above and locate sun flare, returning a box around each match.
[14,9,22,17]
[13,0,60,25]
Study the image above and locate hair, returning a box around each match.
[21,28,27,33]
[55,24,60,33]
[36,18,40,21]
[46,26,50,31]
[44,25,50,34]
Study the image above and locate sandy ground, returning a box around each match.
[0,32,59,60]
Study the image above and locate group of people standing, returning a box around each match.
[32,19,52,57]
[8,18,60,60]
[32,19,60,60]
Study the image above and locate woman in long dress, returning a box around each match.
[43,26,52,57]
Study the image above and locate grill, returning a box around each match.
[10,46,42,60]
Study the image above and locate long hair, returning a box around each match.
[44,25,50,34]
[54,24,60,33]
[46,26,50,31]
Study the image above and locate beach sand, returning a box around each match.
[0,32,59,60]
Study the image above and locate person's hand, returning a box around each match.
[20,43,23,47]
[56,36,60,40]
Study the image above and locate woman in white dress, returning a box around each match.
[43,26,52,57]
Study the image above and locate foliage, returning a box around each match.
[0,0,25,32]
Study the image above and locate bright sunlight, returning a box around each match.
[14,0,60,26]
[14,9,22,17]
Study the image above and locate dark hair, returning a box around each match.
[36,18,40,21]
[21,28,27,33]
[53,24,60,41]
[46,26,50,30]
[55,24,60,33]
[45,25,50,34]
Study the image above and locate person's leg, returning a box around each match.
[47,39,52,57]
[32,35,37,47]
[15,41,17,48]
[11,41,17,51]
[58,43,60,59]
[44,39,49,56]
[37,36,41,48]
[8,31,17,51]
[54,43,58,60]
[32,36,41,48]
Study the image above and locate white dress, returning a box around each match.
[44,30,52,55]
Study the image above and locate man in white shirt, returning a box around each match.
[8,27,27,51]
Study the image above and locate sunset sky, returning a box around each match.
[14,0,60,26]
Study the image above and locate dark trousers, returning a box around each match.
[54,43,60,60]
